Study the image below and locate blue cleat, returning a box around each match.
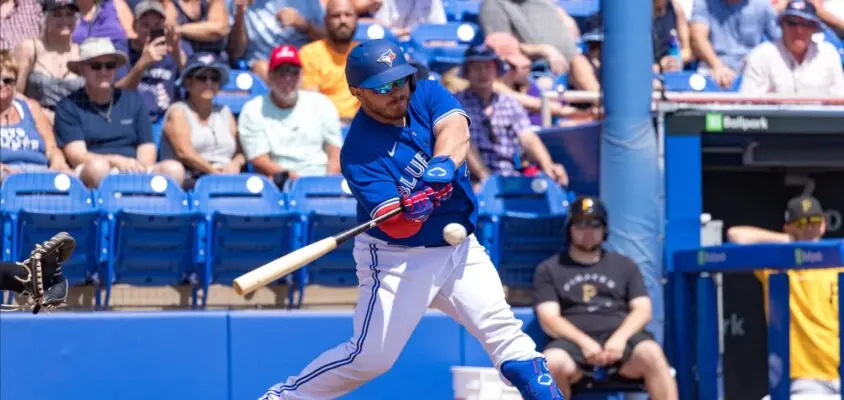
[500,357,565,399]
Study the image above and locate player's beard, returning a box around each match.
[363,96,408,122]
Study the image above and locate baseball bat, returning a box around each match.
[233,207,403,296]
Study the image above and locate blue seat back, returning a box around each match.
[478,175,571,217]
[408,22,483,71]
[477,176,573,288]
[444,0,481,23]
[192,174,293,284]
[557,0,600,17]
[96,174,195,285]
[661,71,741,92]
[214,70,269,115]
[286,176,359,286]
[0,172,99,284]
[192,174,286,215]
[354,22,401,44]
[96,174,191,214]
[286,176,357,216]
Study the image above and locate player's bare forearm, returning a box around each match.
[432,113,470,168]
[608,297,651,343]
[726,226,790,244]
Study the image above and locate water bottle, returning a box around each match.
[668,29,683,67]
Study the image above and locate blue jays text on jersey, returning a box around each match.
[340,80,478,247]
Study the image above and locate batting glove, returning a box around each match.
[401,188,435,222]
[422,156,456,202]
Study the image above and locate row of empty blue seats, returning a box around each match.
[1,172,575,309]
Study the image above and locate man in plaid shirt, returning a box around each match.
[0,0,42,51]
[456,45,568,190]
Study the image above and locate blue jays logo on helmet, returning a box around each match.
[377,49,397,67]
[345,39,417,89]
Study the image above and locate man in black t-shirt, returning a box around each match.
[533,196,677,399]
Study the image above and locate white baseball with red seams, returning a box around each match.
[443,223,468,246]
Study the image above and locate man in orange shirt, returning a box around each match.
[727,195,842,396]
[299,0,359,124]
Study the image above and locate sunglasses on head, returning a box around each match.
[784,17,818,28]
[791,215,824,227]
[0,76,16,86]
[571,218,604,228]
[191,73,221,83]
[89,61,117,71]
[371,76,409,95]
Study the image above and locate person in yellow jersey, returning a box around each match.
[299,0,360,124]
[727,195,841,397]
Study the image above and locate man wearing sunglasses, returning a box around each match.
[740,0,844,95]
[54,37,185,188]
[728,195,843,396]
[238,44,343,188]
[534,196,677,399]
[260,38,565,400]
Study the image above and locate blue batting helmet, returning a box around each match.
[345,39,417,89]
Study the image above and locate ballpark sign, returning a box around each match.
[705,113,770,133]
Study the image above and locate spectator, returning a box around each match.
[0,51,70,181]
[0,0,42,52]
[54,37,184,188]
[689,0,779,89]
[534,196,677,400]
[356,0,446,39]
[117,0,187,121]
[161,52,244,188]
[13,0,85,124]
[479,0,600,91]
[740,0,844,95]
[775,0,844,36]
[485,32,592,127]
[73,0,134,54]
[228,0,325,83]
[300,0,359,124]
[171,0,230,61]
[456,46,568,190]
[238,45,342,186]
[727,195,842,397]
[653,0,693,72]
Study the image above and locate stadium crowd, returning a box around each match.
[1,0,843,398]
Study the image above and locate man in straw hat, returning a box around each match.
[54,37,184,188]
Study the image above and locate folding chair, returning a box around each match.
[95,174,200,308]
[214,70,269,115]
[476,175,575,287]
[0,172,101,304]
[192,174,301,308]
[285,176,359,287]
[408,22,484,73]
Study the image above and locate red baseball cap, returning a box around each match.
[269,45,302,70]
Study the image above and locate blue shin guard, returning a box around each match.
[500,357,565,400]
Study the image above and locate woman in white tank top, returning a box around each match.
[161,52,244,187]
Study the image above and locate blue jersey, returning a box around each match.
[340,80,478,247]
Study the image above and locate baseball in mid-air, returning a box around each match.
[443,223,467,246]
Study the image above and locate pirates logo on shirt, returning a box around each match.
[377,49,396,67]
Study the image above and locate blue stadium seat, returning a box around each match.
[408,22,484,73]
[558,0,601,17]
[476,175,575,287]
[95,174,200,307]
[660,71,741,92]
[285,176,359,287]
[354,22,401,44]
[0,172,102,301]
[191,174,302,308]
[214,70,269,115]
[444,0,480,23]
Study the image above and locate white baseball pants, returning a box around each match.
[261,233,543,400]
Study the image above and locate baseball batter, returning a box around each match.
[261,39,564,400]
